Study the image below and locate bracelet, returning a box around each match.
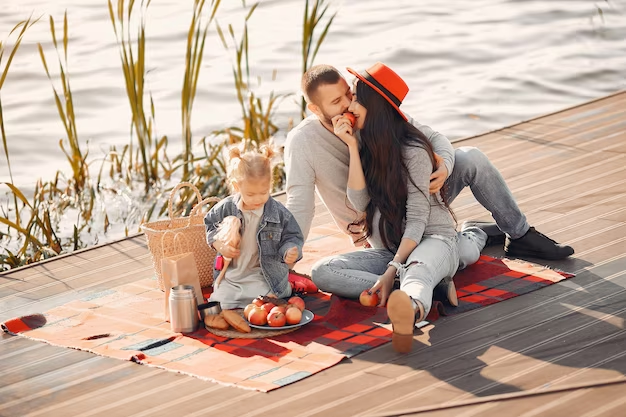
[387,260,403,276]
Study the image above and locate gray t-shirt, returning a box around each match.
[284,114,456,245]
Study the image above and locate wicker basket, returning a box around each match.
[141,182,221,290]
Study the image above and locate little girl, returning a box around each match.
[204,144,304,309]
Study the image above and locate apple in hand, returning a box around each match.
[343,112,356,127]
[247,306,268,325]
[267,311,286,327]
[288,296,306,312]
[359,290,379,307]
[252,296,265,307]
[285,306,303,325]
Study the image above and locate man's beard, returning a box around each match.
[320,109,334,126]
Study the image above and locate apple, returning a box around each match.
[359,290,379,307]
[285,306,302,325]
[252,297,265,307]
[243,303,256,318]
[343,112,356,127]
[261,302,276,314]
[288,296,306,312]
[269,305,287,315]
[247,306,268,325]
[267,311,286,327]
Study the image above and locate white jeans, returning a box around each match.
[312,234,460,317]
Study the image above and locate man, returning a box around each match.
[284,64,573,275]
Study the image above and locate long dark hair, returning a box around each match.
[356,80,453,250]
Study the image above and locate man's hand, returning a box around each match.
[214,240,240,259]
[429,152,447,194]
[283,246,299,264]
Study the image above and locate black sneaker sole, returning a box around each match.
[505,247,574,261]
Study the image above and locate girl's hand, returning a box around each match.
[368,268,397,306]
[331,114,358,149]
[283,246,299,264]
[214,239,240,259]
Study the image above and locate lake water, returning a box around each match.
[1,0,625,190]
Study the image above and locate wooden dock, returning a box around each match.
[2,91,626,416]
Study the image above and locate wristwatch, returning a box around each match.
[387,260,403,276]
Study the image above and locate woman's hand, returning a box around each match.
[213,239,240,259]
[331,114,358,149]
[283,246,299,264]
[368,267,397,306]
[429,152,448,194]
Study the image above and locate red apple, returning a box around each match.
[267,311,286,327]
[269,305,286,315]
[359,290,379,307]
[343,112,356,127]
[243,303,256,318]
[261,302,276,314]
[288,296,306,312]
[285,306,303,325]
[247,306,268,325]
[252,297,265,307]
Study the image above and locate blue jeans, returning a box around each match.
[312,235,459,317]
[446,147,530,239]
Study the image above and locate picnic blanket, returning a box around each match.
[1,255,573,392]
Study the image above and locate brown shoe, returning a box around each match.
[387,290,424,353]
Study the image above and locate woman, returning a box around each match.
[311,62,467,353]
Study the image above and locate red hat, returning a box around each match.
[346,62,409,121]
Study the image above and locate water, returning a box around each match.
[1,0,625,190]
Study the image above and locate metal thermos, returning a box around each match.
[169,284,199,333]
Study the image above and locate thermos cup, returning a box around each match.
[169,284,199,333]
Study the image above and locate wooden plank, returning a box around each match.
[0,91,625,416]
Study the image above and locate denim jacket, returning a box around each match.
[204,194,304,298]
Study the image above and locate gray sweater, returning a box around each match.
[346,146,456,249]
[284,114,456,246]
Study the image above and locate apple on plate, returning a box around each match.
[243,303,256,318]
[247,306,268,325]
[269,305,286,315]
[267,311,286,327]
[287,296,306,312]
[261,302,276,314]
[285,306,302,325]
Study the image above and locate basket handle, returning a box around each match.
[190,196,222,217]
[168,182,203,220]
[160,230,191,257]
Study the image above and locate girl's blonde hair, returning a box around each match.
[227,144,275,190]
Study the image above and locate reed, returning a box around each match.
[108,0,160,192]
[300,0,336,118]
[180,0,221,180]
[1,16,40,229]
[38,12,89,195]
[215,1,287,148]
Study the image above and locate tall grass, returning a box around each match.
[0,1,337,271]
[215,1,288,150]
[301,0,336,118]
[180,0,221,180]
[1,16,40,228]
[38,12,89,195]
[108,0,161,193]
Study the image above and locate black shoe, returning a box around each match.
[433,276,458,307]
[504,227,574,260]
[461,221,505,247]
